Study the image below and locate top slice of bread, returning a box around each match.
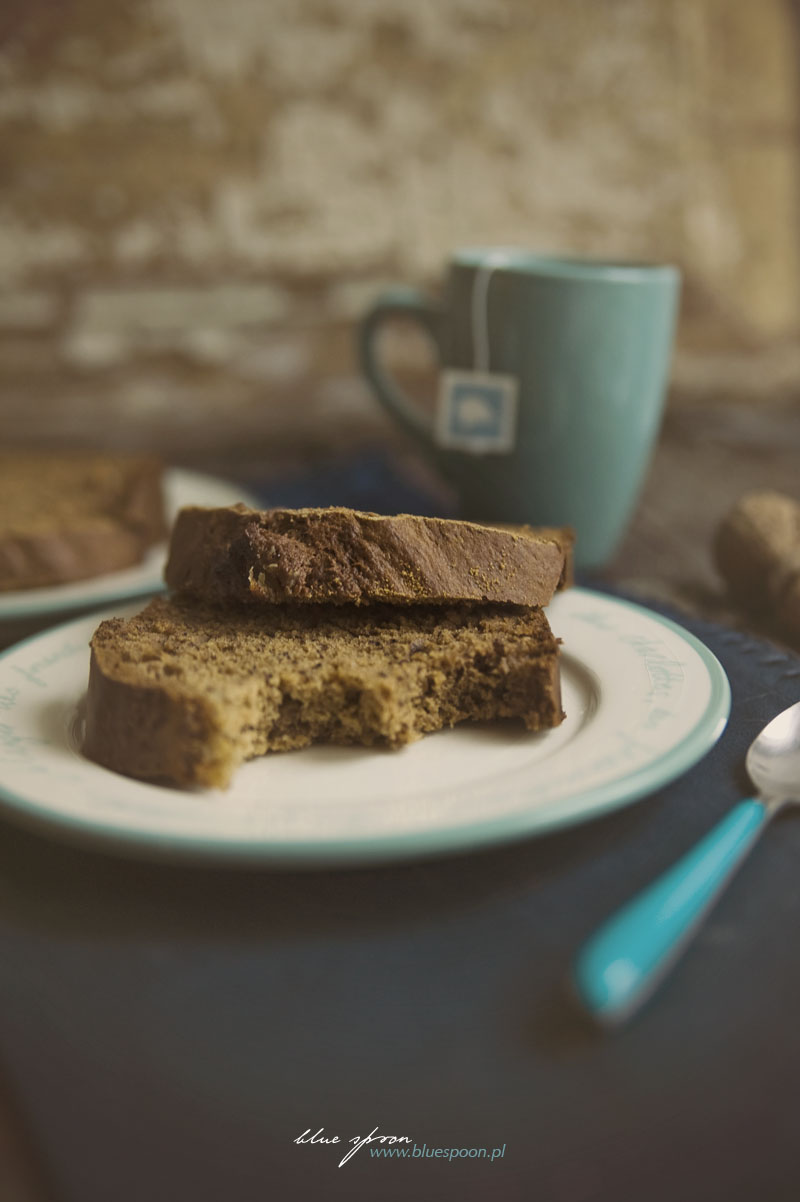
[0,451,166,591]
[164,504,569,608]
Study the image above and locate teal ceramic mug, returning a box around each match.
[358,248,681,569]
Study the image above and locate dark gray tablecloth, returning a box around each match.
[0,600,798,1202]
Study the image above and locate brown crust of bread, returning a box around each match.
[84,650,233,786]
[84,595,564,788]
[0,453,166,591]
[164,505,568,608]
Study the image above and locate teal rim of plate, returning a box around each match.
[0,589,731,868]
[0,579,168,621]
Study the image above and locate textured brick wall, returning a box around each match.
[1,0,799,463]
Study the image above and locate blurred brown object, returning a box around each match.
[714,490,800,648]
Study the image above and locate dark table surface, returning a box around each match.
[1,398,799,1202]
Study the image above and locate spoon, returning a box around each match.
[574,699,800,1026]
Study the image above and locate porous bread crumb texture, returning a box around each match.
[84,595,563,788]
[0,451,166,591]
[165,504,568,608]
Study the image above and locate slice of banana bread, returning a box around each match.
[0,451,166,591]
[84,595,563,788]
[164,504,569,608]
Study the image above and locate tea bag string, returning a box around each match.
[471,250,513,374]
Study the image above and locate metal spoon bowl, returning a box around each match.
[746,700,800,802]
[574,699,800,1025]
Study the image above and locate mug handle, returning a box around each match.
[358,287,444,448]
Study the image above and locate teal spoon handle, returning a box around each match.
[574,799,768,1025]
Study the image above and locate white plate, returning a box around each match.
[0,468,263,626]
[0,588,730,867]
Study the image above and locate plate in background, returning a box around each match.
[0,469,263,641]
[0,589,730,867]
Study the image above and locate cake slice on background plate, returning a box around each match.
[0,451,166,591]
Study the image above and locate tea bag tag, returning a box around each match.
[435,369,518,454]
[434,248,519,454]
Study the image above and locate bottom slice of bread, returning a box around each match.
[84,596,564,788]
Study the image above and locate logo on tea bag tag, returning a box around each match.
[435,370,518,454]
